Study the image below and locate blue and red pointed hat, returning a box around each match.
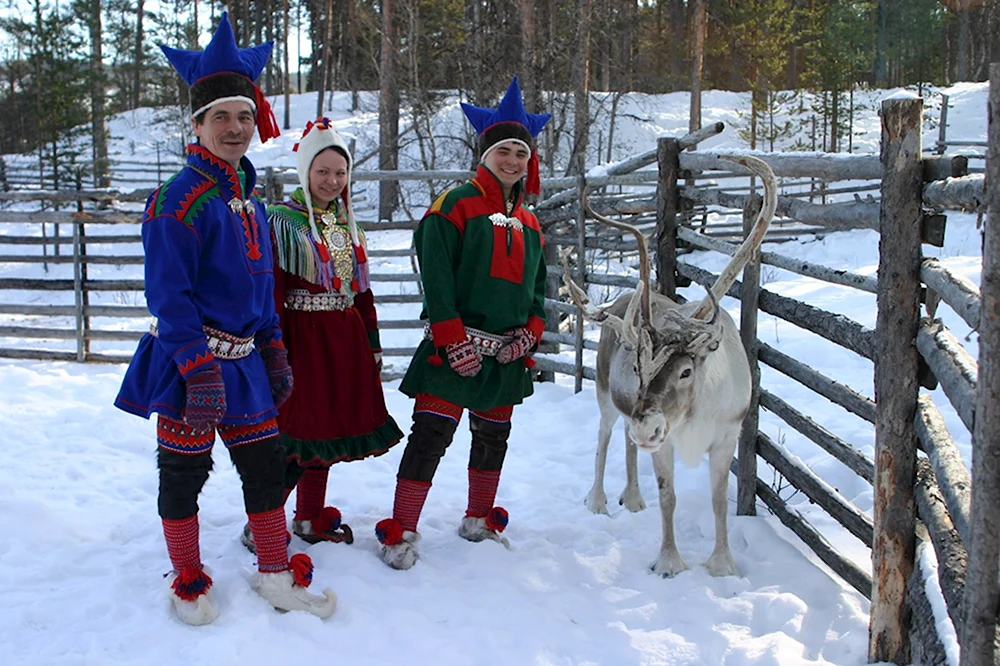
[160,12,279,143]
[461,77,551,195]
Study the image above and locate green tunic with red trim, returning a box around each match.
[399,165,547,410]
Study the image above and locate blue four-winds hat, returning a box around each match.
[160,12,279,143]
[460,77,551,195]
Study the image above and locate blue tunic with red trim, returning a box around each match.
[115,144,283,426]
[398,165,547,410]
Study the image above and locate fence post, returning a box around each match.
[870,95,923,665]
[75,167,90,360]
[655,137,680,297]
[960,63,1000,666]
[937,94,949,156]
[737,193,763,516]
[0,157,7,192]
[156,142,163,184]
[574,158,587,394]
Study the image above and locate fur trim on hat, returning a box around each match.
[478,121,534,158]
[190,72,257,119]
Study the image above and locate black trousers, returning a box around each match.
[157,436,286,520]
[397,412,511,484]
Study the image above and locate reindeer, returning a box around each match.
[563,154,777,577]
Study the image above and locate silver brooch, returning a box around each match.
[489,212,522,231]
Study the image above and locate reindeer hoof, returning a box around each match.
[618,488,646,513]
[650,553,688,578]
[705,550,739,577]
[584,490,609,515]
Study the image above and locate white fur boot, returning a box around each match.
[166,566,220,626]
[252,556,337,619]
[379,530,420,570]
[458,511,510,549]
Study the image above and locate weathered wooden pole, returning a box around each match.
[655,137,680,298]
[574,157,587,394]
[737,193,763,516]
[960,62,1000,666]
[870,95,922,665]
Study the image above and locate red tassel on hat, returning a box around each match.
[526,151,541,196]
[254,86,281,144]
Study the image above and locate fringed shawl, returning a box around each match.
[268,187,370,293]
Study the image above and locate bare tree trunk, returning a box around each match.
[378,0,400,220]
[689,0,706,138]
[957,0,971,82]
[875,0,888,87]
[347,0,359,111]
[465,0,486,104]
[317,0,334,117]
[133,0,144,110]
[668,0,685,84]
[283,0,290,129]
[621,0,636,90]
[569,0,593,175]
[90,0,109,188]
[518,0,539,113]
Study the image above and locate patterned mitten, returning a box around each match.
[183,363,226,431]
[260,345,294,408]
[445,339,482,377]
[496,327,538,364]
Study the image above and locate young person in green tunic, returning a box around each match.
[375,77,551,569]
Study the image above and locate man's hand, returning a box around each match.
[445,339,482,377]
[260,345,294,408]
[496,327,538,364]
[183,363,226,431]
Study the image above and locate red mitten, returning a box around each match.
[260,345,294,408]
[183,363,226,431]
[496,327,538,364]
[445,339,482,377]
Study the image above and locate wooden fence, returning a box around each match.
[0,91,995,665]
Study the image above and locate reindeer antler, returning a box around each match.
[581,190,652,325]
[560,242,641,347]
[692,154,777,320]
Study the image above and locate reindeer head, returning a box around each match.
[562,153,776,453]
[607,282,724,452]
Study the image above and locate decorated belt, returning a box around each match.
[285,289,354,312]
[423,324,513,357]
[149,318,255,360]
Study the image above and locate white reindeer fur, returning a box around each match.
[587,292,750,577]
[576,154,776,579]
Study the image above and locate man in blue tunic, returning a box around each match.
[115,13,336,624]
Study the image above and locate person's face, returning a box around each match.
[482,140,530,193]
[191,100,255,167]
[308,148,349,210]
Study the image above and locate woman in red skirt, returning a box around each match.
[244,118,403,550]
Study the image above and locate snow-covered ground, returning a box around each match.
[0,82,987,665]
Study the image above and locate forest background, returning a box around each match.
[0,0,994,219]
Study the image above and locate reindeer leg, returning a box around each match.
[619,437,646,512]
[704,436,739,577]
[585,396,617,515]
[649,444,687,577]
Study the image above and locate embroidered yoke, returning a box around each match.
[399,164,547,411]
[265,191,403,463]
[115,144,283,426]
